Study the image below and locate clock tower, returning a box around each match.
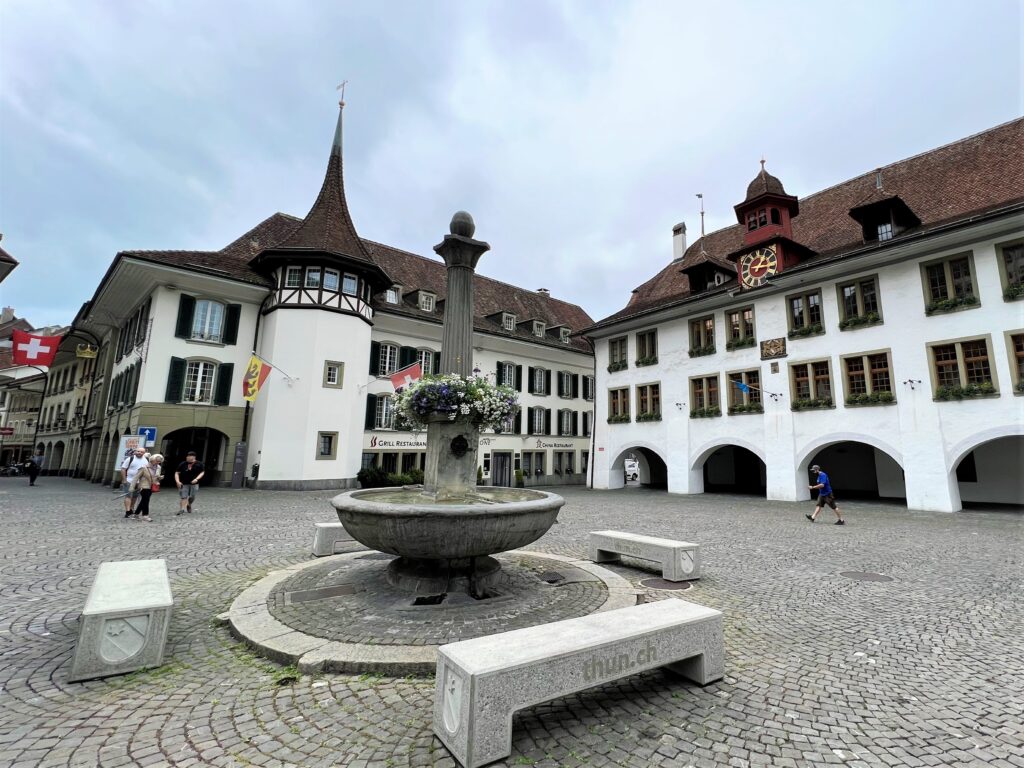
[729,162,810,289]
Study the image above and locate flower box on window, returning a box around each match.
[1003,284,1024,301]
[636,412,662,422]
[688,345,716,358]
[689,406,721,418]
[925,294,978,315]
[634,356,658,367]
[838,312,882,330]
[607,361,628,373]
[1016,381,1024,394]
[934,381,997,400]
[725,337,756,351]
[607,414,631,424]
[791,397,834,411]
[788,323,824,340]
[845,392,895,407]
[727,403,764,415]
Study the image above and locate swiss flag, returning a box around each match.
[12,329,62,367]
[390,362,422,391]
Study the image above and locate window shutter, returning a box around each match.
[175,295,195,339]
[572,411,579,436]
[434,351,441,374]
[515,365,523,392]
[399,346,417,368]
[223,304,242,345]
[544,409,551,435]
[495,364,504,386]
[365,395,377,429]
[527,367,536,394]
[114,330,123,363]
[369,342,380,374]
[572,374,579,399]
[165,357,186,402]
[212,363,233,406]
[557,373,564,397]
[130,365,140,405]
[513,408,521,434]
[544,370,551,396]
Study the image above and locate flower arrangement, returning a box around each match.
[393,374,518,432]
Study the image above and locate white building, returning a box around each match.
[34,106,595,489]
[582,119,1024,512]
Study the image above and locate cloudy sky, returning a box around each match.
[1,1,1020,327]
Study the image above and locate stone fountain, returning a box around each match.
[331,212,565,597]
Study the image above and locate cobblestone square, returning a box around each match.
[1,479,1021,767]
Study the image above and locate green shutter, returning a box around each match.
[223,304,241,345]
[544,409,551,435]
[433,351,441,374]
[175,295,195,339]
[399,346,417,368]
[572,374,579,399]
[495,364,504,386]
[213,363,234,405]
[544,369,551,396]
[515,365,523,392]
[165,357,186,402]
[369,342,380,375]
[572,411,578,436]
[557,372,564,397]
[527,367,536,394]
[365,395,377,429]
[513,408,521,434]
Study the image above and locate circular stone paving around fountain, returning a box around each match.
[224,548,639,676]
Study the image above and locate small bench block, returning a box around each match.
[69,559,173,682]
[312,522,354,557]
[589,530,701,581]
[434,598,723,767]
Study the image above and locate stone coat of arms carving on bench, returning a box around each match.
[442,664,463,735]
[100,615,149,663]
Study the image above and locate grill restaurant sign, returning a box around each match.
[366,435,427,450]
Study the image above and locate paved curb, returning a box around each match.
[225,548,639,676]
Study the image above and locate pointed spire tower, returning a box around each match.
[247,101,391,490]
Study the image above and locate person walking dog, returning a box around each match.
[175,451,205,516]
[806,464,845,524]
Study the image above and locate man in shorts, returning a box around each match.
[806,464,845,524]
[121,447,149,518]
[175,451,206,516]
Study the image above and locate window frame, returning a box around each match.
[996,239,1024,301]
[635,329,658,364]
[840,349,895,406]
[1004,329,1024,394]
[385,286,401,304]
[502,313,517,331]
[182,360,218,404]
[689,315,716,356]
[689,375,720,417]
[323,360,344,389]
[558,409,573,436]
[305,267,322,289]
[558,371,572,399]
[417,349,435,376]
[788,358,835,409]
[375,396,396,429]
[836,274,883,329]
[285,266,303,288]
[533,321,546,337]
[532,367,548,395]
[191,299,226,343]
[636,382,661,421]
[786,289,825,337]
[323,269,341,292]
[608,336,629,370]
[530,406,546,435]
[560,327,571,343]
[920,251,980,314]
[342,272,360,295]
[583,374,595,401]
[378,343,399,376]
[725,306,756,350]
[926,334,999,399]
[418,292,436,312]
[608,387,630,422]
[726,369,763,412]
[316,431,338,460]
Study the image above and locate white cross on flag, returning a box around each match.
[12,329,62,367]
[389,362,422,391]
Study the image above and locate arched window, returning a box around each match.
[417,349,435,376]
[183,360,218,404]
[192,300,225,342]
[770,208,781,225]
[378,344,399,376]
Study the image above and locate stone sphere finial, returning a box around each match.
[450,211,475,238]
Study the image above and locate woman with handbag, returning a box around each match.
[131,453,164,521]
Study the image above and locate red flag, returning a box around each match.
[242,355,272,402]
[12,329,62,367]
[390,362,422,391]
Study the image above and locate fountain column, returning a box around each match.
[423,212,491,499]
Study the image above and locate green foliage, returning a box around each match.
[846,391,895,406]
[791,397,834,411]
[357,467,417,488]
[925,294,978,315]
[1004,283,1024,300]
[607,414,631,424]
[935,381,997,400]
[636,412,662,422]
[634,355,658,367]
[477,465,484,483]
[788,323,824,339]
[688,345,716,358]
[514,468,525,487]
[606,360,628,373]
[689,406,721,418]
[727,402,764,414]
[407,467,424,485]
[838,311,881,330]
[725,336,756,351]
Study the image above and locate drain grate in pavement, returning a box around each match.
[285,584,358,604]
[640,578,693,591]
[537,571,564,584]
[840,571,894,582]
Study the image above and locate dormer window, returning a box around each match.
[560,328,571,343]
[419,292,436,312]
[502,313,516,331]
[849,195,921,244]
[877,223,893,242]
[533,321,545,337]
[385,286,401,304]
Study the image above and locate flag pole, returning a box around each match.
[731,378,782,402]
[251,351,297,381]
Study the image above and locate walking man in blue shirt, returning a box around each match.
[806,464,845,525]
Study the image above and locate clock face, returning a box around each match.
[739,245,778,288]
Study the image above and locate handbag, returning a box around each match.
[152,481,161,493]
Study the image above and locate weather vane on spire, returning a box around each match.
[337,80,348,108]
[696,193,707,254]
[760,156,766,171]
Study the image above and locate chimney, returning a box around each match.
[536,288,550,297]
[672,222,687,262]
[1,306,13,324]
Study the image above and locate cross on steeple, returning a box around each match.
[336,80,348,108]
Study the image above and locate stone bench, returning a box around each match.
[433,598,723,767]
[312,522,354,557]
[69,559,174,682]
[589,530,701,582]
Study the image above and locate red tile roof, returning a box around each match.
[595,117,1024,328]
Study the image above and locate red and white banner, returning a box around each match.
[11,329,62,367]
[389,362,422,391]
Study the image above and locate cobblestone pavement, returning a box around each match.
[0,478,1021,768]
